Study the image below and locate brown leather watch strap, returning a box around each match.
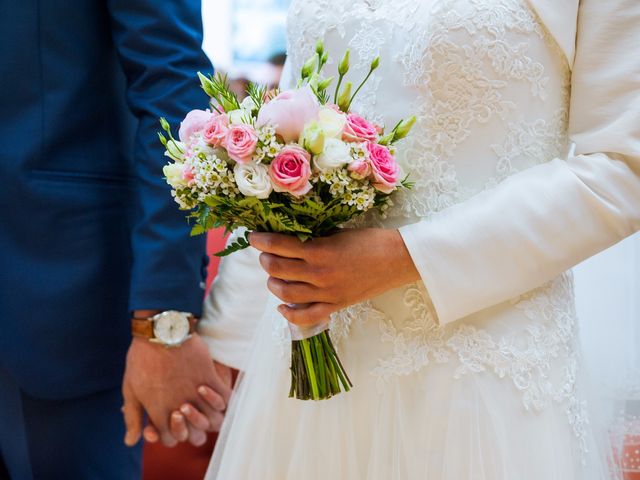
[131,315,198,340]
[131,318,154,339]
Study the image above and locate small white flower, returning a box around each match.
[316,138,351,171]
[234,162,273,199]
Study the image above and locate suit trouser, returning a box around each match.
[0,366,141,480]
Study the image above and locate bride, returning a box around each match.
[189,0,638,478]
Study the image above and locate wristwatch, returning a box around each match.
[131,310,197,347]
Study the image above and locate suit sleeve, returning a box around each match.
[107,0,212,315]
[398,0,640,325]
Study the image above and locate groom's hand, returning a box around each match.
[122,326,232,447]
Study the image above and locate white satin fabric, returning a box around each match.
[199,0,640,478]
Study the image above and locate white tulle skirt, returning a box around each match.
[206,280,609,480]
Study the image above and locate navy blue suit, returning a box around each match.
[0,0,211,477]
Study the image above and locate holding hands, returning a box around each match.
[122,319,232,448]
[123,228,418,447]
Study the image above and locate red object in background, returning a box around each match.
[142,229,228,480]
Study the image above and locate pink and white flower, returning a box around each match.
[178,109,212,143]
[342,113,379,143]
[257,86,320,143]
[225,124,258,164]
[269,145,312,197]
[203,113,229,147]
[366,142,400,193]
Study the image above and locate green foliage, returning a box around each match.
[215,230,251,257]
[198,72,240,112]
[246,82,267,112]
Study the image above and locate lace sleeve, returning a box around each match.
[399,0,640,325]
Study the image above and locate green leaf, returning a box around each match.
[190,224,206,236]
[214,231,251,257]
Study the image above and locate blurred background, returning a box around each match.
[142,2,640,478]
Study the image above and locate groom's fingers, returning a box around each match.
[122,384,144,446]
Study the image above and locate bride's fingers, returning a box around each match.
[249,232,307,259]
[267,277,330,304]
[278,302,336,326]
[182,401,225,433]
[259,253,315,283]
[188,428,208,447]
[180,403,211,431]
[169,412,189,443]
[197,385,226,411]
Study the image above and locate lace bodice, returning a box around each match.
[282,0,586,457]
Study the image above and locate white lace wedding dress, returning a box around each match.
[201,0,640,478]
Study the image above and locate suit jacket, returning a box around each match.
[0,0,211,399]
[198,0,640,369]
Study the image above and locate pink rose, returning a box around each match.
[342,113,379,143]
[269,145,312,197]
[347,158,371,179]
[203,113,229,147]
[182,165,195,185]
[257,86,320,143]
[366,142,400,193]
[225,124,258,164]
[179,109,212,143]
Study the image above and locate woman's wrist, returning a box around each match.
[386,229,421,287]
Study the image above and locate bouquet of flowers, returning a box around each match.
[160,41,415,401]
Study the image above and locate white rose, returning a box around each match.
[234,162,273,199]
[163,163,187,188]
[228,108,250,125]
[317,106,347,138]
[315,138,351,171]
[240,95,258,112]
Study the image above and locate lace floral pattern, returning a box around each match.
[284,0,585,453]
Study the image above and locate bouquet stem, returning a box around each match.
[289,330,352,400]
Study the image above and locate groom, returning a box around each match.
[0,0,230,478]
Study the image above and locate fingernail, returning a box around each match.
[172,412,183,421]
[144,430,158,442]
[180,405,190,414]
[124,433,134,445]
[198,386,207,395]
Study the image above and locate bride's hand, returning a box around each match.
[250,229,419,326]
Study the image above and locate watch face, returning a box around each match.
[153,311,190,346]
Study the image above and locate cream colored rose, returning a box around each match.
[163,163,188,188]
[228,108,251,125]
[299,121,326,155]
[315,138,351,171]
[317,106,347,138]
[234,162,273,199]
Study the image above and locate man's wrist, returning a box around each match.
[132,309,162,319]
